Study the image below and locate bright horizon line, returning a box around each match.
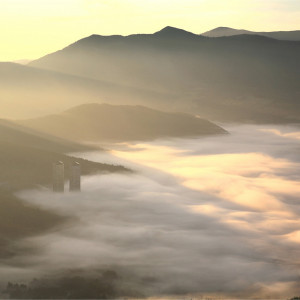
[3,25,300,63]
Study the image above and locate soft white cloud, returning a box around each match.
[5,124,299,297]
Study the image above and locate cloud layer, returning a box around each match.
[3,124,300,298]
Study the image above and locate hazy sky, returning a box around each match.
[1,0,300,61]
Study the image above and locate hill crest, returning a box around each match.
[202,27,300,41]
[19,103,227,143]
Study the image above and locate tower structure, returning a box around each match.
[53,161,64,192]
[69,161,81,192]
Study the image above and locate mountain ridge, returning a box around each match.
[202,26,300,41]
[154,26,199,38]
[0,62,176,119]
[27,28,300,123]
[19,103,227,142]
[0,119,93,153]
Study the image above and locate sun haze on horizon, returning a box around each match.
[1,0,300,62]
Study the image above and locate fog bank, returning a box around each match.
[3,124,299,298]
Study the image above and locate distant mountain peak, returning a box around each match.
[202,27,250,36]
[155,26,196,37]
[201,27,300,41]
[160,26,181,31]
[214,26,234,30]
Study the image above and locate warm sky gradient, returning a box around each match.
[1,0,300,61]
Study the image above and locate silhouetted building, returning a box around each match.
[53,161,64,192]
[69,161,81,192]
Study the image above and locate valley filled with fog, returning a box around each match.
[2,124,298,298]
[1,9,300,297]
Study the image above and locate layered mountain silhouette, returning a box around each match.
[26,26,300,123]
[19,103,227,142]
[1,26,299,123]
[0,101,223,251]
[201,27,300,41]
[0,119,92,153]
[0,62,171,119]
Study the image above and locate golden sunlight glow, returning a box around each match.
[286,230,300,243]
[260,129,300,140]
[1,0,300,61]
[111,145,300,212]
[109,141,300,244]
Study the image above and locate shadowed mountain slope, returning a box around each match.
[0,118,128,190]
[201,27,300,41]
[0,62,173,119]
[0,141,127,191]
[0,119,94,153]
[29,26,300,123]
[19,103,227,142]
[0,118,122,189]
[0,118,128,189]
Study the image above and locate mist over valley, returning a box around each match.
[0,9,299,299]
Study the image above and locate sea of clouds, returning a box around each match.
[3,124,300,298]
